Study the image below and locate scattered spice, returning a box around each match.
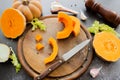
[74,4,77,6]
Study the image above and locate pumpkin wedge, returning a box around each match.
[93,31,120,62]
[57,12,73,39]
[44,37,58,64]
[0,8,26,38]
[70,16,81,37]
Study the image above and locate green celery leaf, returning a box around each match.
[31,18,46,31]
[9,47,21,73]
[88,20,120,37]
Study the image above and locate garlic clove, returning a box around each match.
[80,11,87,20]
[90,66,102,78]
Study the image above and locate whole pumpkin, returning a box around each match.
[12,0,42,21]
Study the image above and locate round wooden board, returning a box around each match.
[17,15,93,80]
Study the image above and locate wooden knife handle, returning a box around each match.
[34,59,64,80]
[85,0,120,27]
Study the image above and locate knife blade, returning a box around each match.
[34,39,90,80]
[62,39,90,61]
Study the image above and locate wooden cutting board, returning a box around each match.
[17,15,93,80]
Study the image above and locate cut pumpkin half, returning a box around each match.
[93,31,120,62]
[0,8,26,38]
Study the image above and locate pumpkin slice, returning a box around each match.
[0,8,26,38]
[93,31,120,62]
[44,37,58,64]
[57,12,73,39]
[70,16,81,37]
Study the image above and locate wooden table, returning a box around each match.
[0,0,120,80]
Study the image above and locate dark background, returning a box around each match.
[0,0,120,80]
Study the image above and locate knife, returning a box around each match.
[34,39,90,80]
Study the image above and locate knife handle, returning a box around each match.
[85,0,120,27]
[34,59,64,80]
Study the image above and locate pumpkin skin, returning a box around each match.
[93,31,120,62]
[12,0,42,21]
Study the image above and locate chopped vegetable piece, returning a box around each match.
[36,43,44,51]
[9,47,21,73]
[44,37,58,64]
[35,34,42,42]
[31,18,46,31]
[0,44,10,62]
[88,21,120,37]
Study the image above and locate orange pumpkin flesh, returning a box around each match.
[57,12,73,39]
[36,43,44,51]
[0,8,26,38]
[35,34,42,42]
[70,16,81,37]
[44,37,58,64]
[93,32,120,62]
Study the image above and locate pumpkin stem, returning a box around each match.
[22,0,29,5]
